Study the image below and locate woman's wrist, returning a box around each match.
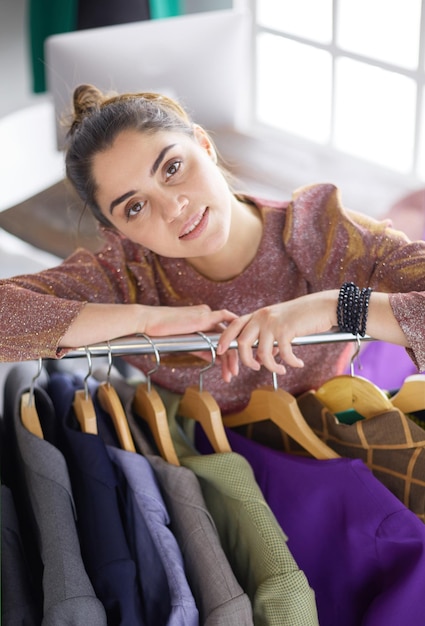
[331,285,408,346]
[336,282,372,337]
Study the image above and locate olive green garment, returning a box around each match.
[158,388,319,626]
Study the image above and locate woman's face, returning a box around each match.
[92,126,234,258]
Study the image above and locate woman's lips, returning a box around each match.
[179,207,209,240]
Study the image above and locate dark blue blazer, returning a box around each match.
[47,371,145,626]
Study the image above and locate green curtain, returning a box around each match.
[29,0,78,93]
[149,0,182,19]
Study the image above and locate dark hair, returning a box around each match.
[65,84,198,226]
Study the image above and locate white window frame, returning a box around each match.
[228,0,425,218]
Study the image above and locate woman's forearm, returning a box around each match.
[58,303,144,348]
[59,302,238,348]
[365,292,409,346]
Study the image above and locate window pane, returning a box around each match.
[337,0,421,70]
[334,57,416,172]
[256,33,332,143]
[257,0,332,44]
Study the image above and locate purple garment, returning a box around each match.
[196,427,425,626]
[345,341,417,391]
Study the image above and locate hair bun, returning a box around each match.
[68,84,105,135]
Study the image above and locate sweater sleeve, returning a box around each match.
[284,183,425,371]
[0,229,159,362]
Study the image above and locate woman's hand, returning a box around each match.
[61,302,240,382]
[216,291,338,374]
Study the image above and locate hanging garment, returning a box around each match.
[135,387,320,626]
[3,363,107,625]
[196,426,425,626]
[46,371,145,626]
[1,366,45,622]
[107,446,199,626]
[347,340,417,391]
[145,454,254,626]
[1,485,42,626]
[48,369,199,625]
[298,391,425,522]
[233,390,425,522]
[77,0,150,30]
[28,0,78,93]
[149,0,181,19]
[93,363,254,626]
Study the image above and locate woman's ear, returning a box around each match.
[193,124,217,163]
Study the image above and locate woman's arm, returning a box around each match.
[217,290,409,375]
[59,302,238,348]
[0,237,238,365]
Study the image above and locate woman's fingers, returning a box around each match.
[217,307,306,374]
[217,348,239,382]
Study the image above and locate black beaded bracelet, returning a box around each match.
[337,282,372,337]
[358,286,372,337]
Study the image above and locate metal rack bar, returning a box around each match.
[63,330,375,359]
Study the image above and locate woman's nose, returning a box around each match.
[160,194,188,222]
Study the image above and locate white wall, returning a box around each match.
[0,0,49,117]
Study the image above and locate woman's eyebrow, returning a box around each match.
[151,144,176,175]
[109,190,136,215]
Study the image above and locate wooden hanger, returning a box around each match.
[133,334,180,466]
[223,372,339,460]
[73,348,98,434]
[97,343,136,452]
[315,337,393,419]
[20,358,43,439]
[178,332,231,454]
[390,374,425,414]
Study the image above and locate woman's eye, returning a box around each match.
[166,160,182,179]
[126,201,145,221]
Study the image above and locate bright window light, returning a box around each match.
[257,0,333,44]
[256,33,332,143]
[334,57,416,172]
[253,0,425,180]
[337,0,421,70]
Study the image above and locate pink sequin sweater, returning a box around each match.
[1,183,425,412]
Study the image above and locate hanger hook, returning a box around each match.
[350,334,362,376]
[83,346,93,400]
[28,357,43,407]
[139,333,161,393]
[106,340,113,386]
[197,332,216,393]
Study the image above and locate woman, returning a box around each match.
[1,84,424,412]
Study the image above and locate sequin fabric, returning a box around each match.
[1,183,425,412]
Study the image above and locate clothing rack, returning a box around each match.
[63,330,375,359]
